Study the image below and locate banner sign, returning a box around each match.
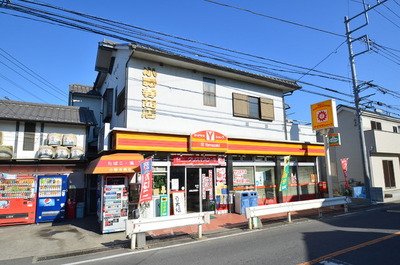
[190,130,228,152]
[310,99,338,130]
[340,158,349,189]
[172,155,226,166]
[139,159,153,204]
[279,156,291,191]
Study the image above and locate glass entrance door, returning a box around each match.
[186,167,215,212]
[186,168,200,212]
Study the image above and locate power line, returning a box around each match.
[2,0,400,116]
[204,0,346,38]
[0,48,67,97]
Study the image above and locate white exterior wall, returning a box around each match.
[124,58,287,141]
[370,155,400,189]
[1,120,17,147]
[286,122,317,142]
[331,106,400,193]
[101,48,131,129]
[0,120,87,159]
[71,95,101,143]
[331,109,365,186]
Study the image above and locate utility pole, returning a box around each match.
[344,0,388,202]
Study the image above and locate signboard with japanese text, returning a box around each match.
[139,159,153,204]
[190,130,228,152]
[172,155,226,166]
[141,67,157,119]
[310,99,338,130]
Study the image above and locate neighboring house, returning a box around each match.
[330,105,400,201]
[0,100,96,202]
[85,40,324,218]
[68,83,101,158]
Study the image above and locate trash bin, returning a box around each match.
[76,202,85,218]
[353,186,366,198]
[249,191,258,207]
[234,191,250,214]
[66,199,76,219]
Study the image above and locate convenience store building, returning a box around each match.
[86,40,325,216]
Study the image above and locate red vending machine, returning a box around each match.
[0,175,37,226]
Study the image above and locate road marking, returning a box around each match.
[297,231,400,265]
[61,228,264,265]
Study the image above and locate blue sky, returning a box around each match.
[1,0,400,122]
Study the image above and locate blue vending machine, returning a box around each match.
[36,175,68,223]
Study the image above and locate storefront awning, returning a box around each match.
[85,153,144,174]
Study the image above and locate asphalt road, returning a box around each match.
[11,203,400,265]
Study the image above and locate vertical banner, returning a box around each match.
[279,156,291,191]
[139,159,153,204]
[340,158,349,190]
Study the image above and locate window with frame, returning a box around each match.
[371,121,382,130]
[232,93,274,121]
[203,77,216,106]
[103,88,114,122]
[383,160,396,188]
[393,126,398,133]
[116,87,126,115]
[23,122,35,151]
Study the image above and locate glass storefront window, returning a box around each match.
[298,166,317,196]
[233,166,254,188]
[256,166,276,204]
[153,173,167,195]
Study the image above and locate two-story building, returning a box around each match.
[330,105,400,201]
[0,100,96,204]
[85,40,325,218]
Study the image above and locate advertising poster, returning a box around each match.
[139,159,153,204]
[279,156,291,191]
[160,195,168,216]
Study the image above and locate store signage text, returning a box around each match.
[139,159,153,204]
[172,155,226,166]
[190,130,228,152]
[142,67,157,119]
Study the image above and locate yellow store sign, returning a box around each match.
[310,99,338,130]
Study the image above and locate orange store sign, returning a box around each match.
[190,130,228,152]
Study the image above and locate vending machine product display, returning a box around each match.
[100,184,128,233]
[0,175,37,226]
[36,175,68,223]
[97,176,129,234]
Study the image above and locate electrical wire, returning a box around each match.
[2,0,400,117]
[204,0,346,38]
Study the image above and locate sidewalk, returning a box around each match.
[0,198,376,263]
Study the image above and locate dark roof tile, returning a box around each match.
[0,100,97,125]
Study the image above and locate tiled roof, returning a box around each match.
[69,84,101,96]
[0,100,97,125]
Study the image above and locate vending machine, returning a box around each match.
[0,175,37,226]
[97,176,129,234]
[36,175,68,223]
